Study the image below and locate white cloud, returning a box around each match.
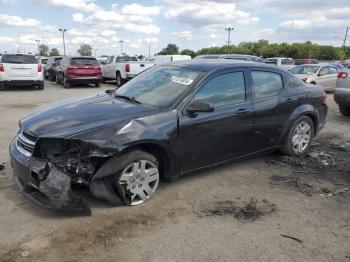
[172,31,193,40]
[72,13,84,22]
[34,0,100,13]
[164,1,259,27]
[121,4,160,16]
[0,14,41,26]
[0,36,16,44]
[100,30,116,37]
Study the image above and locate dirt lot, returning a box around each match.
[0,81,349,262]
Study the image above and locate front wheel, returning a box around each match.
[339,106,350,116]
[63,76,70,89]
[281,116,314,156]
[115,150,160,206]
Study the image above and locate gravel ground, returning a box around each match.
[0,81,349,262]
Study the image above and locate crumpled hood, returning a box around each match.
[20,93,158,138]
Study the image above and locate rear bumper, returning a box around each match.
[1,80,43,87]
[334,89,350,107]
[9,138,91,216]
[67,77,102,85]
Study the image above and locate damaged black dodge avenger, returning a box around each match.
[10,60,328,215]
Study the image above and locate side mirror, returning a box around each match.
[186,100,214,115]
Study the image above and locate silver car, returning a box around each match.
[290,64,339,92]
[334,70,350,116]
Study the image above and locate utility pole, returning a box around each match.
[59,28,67,56]
[35,39,40,56]
[118,40,124,54]
[343,26,349,50]
[225,27,234,46]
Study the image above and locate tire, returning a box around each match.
[63,76,70,89]
[55,73,61,84]
[36,82,44,90]
[339,106,350,116]
[281,115,314,156]
[116,72,124,87]
[49,71,55,82]
[102,77,106,83]
[91,150,160,206]
[95,81,101,88]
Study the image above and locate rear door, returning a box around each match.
[179,69,255,172]
[317,66,335,89]
[248,68,298,150]
[2,54,38,78]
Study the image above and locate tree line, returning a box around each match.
[158,40,350,60]
[38,43,92,56]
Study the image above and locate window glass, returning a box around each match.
[194,72,246,107]
[252,71,283,99]
[1,54,37,64]
[107,56,114,64]
[281,59,289,65]
[70,58,98,65]
[328,67,338,74]
[319,67,328,75]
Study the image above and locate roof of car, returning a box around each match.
[165,59,279,72]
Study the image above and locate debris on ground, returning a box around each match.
[197,198,276,222]
[280,234,303,243]
[21,251,30,257]
[104,238,115,251]
[331,143,350,153]
[0,164,4,172]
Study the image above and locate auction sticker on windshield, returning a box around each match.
[171,76,194,86]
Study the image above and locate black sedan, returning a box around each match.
[10,60,328,215]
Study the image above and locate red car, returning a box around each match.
[294,59,318,65]
[56,56,102,88]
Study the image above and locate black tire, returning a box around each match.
[95,81,101,88]
[339,106,350,116]
[90,150,158,206]
[281,115,314,156]
[49,71,55,82]
[102,77,106,83]
[55,73,61,84]
[36,82,44,90]
[116,72,124,87]
[63,76,70,89]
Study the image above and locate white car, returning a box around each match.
[102,55,154,86]
[148,55,191,65]
[0,54,44,90]
[290,64,339,92]
[265,57,295,70]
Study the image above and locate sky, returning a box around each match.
[0,0,349,56]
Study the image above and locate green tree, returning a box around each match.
[77,43,92,56]
[180,49,196,58]
[157,44,179,55]
[39,44,49,56]
[49,48,60,56]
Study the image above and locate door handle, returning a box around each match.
[284,97,297,103]
[235,108,251,115]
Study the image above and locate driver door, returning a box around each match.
[178,69,254,173]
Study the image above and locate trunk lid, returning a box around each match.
[1,54,38,77]
[67,58,101,77]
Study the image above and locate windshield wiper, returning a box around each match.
[114,94,141,104]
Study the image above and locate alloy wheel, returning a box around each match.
[291,121,311,154]
[118,160,159,205]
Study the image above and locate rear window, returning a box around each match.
[41,59,48,64]
[116,56,138,62]
[265,59,278,65]
[70,58,98,65]
[54,57,62,62]
[1,54,37,64]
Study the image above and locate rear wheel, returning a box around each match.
[36,82,44,90]
[116,72,124,87]
[281,115,314,156]
[339,106,350,116]
[49,71,55,82]
[63,76,70,89]
[95,81,101,88]
[55,73,61,84]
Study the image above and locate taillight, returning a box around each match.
[38,64,42,72]
[322,91,327,105]
[0,64,4,72]
[337,72,348,79]
[125,64,130,73]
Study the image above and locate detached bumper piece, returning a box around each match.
[11,141,91,216]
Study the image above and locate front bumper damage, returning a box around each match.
[9,137,122,216]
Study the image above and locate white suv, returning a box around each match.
[0,54,44,90]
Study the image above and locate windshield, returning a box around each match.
[115,66,202,108]
[291,66,320,74]
[41,59,48,64]
[71,58,98,65]
[1,54,37,64]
